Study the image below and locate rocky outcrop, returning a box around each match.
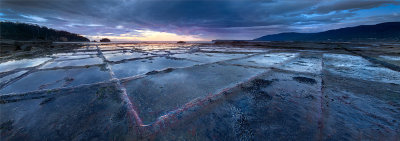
[100,38,111,42]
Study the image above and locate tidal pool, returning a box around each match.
[0,58,52,73]
[323,53,400,84]
[124,63,266,124]
[0,43,399,140]
[110,57,199,78]
[1,66,110,94]
[225,52,298,68]
[171,52,250,63]
[40,57,103,69]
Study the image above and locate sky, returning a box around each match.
[1,0,399,41]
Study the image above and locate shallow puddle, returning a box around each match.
[170,52,250,63]
[323,53,400,84]
[226,52,298,68]
[0,70,28,84]
[40,57,103,69]
[0,83,131,140]
[200,47,268,53]
[0,58,52,73]
[124,63,266,124]
[103,52,153,62]
[110,57,199,78]
[322,73,400,140]
[379,55,400,61]
[53,54,95,61]
[0,67,110,94]
[153,71,322,140]
[1,43,399,140]
[278,54,322,74]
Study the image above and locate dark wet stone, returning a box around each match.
[276,93,290,101]
[20,44,32,51]
[145,70,158,75]
[163,68,174,73]
[242,79,274,92]
[253,79,274,87]
[305,94,315,100]
[242,79,275,103]
[146,68,174,75]
[234,114,254,140]
[95,87,108,100]
[0,120,13,131]
[99,64,108,71]
[254,91,272,101]
[292,76,317,85]
[64,77,74,83]
[165,56,185,60]
[39,97,56,105]
[112,106,127,122]
[94,86,121,102]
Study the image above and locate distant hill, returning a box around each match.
[254,22,400,42]
[0,22,89,42]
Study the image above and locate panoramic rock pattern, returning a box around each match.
[0,43,399,140]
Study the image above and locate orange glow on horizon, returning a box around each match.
[87,30,207,41]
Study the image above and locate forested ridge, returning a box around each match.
[0,22,89,42]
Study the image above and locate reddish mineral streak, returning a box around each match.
[133,70,268,137]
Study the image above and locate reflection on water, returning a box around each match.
[1,43,399,140]
[111,57,199,78]
[124,63,265,124]
[0,57,52,73]
[324,53,400,84]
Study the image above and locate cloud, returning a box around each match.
[116,25,123,29]
[312,0,400,14]
[0,0,399,40]
[18,14,44,22]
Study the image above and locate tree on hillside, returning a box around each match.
[0,21,90,42]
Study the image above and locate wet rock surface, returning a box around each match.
[0,83,134,140]
[293,76,317,85]
[0,42,399,140]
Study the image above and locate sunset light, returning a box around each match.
[1,0,399,140]
[88,30,206,41]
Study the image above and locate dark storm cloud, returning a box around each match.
[312,0,400,13]
[1,0,399,40]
